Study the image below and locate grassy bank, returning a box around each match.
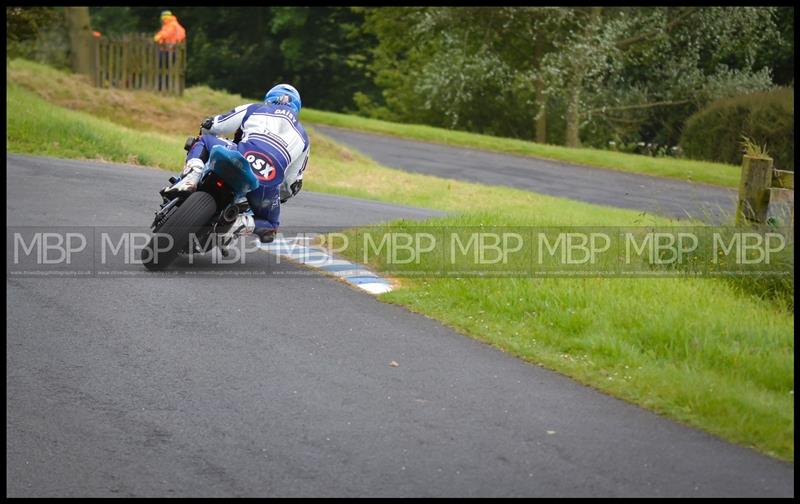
[7,83,185,168]
[6,59,793,460]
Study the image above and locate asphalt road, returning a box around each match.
[6,154,793,497]
[313,125,738,222]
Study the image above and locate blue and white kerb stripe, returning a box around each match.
[261,234,394,295]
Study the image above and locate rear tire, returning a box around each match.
[142,191,218,270]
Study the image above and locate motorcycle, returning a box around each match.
[141,137,259,270]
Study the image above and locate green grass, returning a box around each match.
[6,59,793,461]
[7,83,186,169]
[301,108,742,188]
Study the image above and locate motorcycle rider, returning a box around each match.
[163,84,309,244]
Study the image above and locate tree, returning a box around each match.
[7,6,59,43]
[269,7,380,111]
[64,7,93,76]
[535,7,779,147]
[359,7,559,139]
[360,7,784,149]
[6,6,61,60]
[358,7,438,124]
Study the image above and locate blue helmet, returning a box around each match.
[264,84,302,115]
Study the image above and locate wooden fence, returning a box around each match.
[92,34,186,95]
[736,155,794,226]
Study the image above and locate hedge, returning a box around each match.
[680,87,794,171]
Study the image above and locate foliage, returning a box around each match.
[680,87,794,170]
[6,6,68,68]
[358,7,789,150]
[357,7,549,135]
[740,135,770,159]
[87,7,380,112]
[268,7,380,112]
[758,7,794,85]
[6,6,60,43]
[355,7,439,124]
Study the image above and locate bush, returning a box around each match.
[680,87,794,171]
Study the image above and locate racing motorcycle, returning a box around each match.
[141,137,260,270]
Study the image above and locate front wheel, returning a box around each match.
[142,191,218,270]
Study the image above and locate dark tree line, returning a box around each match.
[88,6,380,111]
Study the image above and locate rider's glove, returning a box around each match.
[290,179,303,197]
[200,116,215,131]
[280,179,303,203]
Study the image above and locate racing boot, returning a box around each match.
[217,213,255,251]
[162,158,205,196]
[254,228,277,244]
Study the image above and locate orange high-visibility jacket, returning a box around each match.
[154,15,186,45]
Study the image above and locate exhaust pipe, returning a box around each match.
[221,203,240,224]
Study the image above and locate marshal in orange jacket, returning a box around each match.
[154,13,186,45]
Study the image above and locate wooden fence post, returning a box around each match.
[102,38,109,88]
[148,38,155,91]
[736,155,796,226]
[166,44,173,94]
[108,42,115,88]
[122,36,129,89]
[736,155,773,226]
[92,35,99,87]
[172,46,179,95]
[65,7,94,77]
[768,170,795,227]
[178,42,186,95]
[151,41,157,91]
[132,35,139,89]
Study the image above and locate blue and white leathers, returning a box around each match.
[186,102,310,231]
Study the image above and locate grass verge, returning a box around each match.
[6,59,793,461]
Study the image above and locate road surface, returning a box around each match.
[6,154,792,497]
[313,125,738,223]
